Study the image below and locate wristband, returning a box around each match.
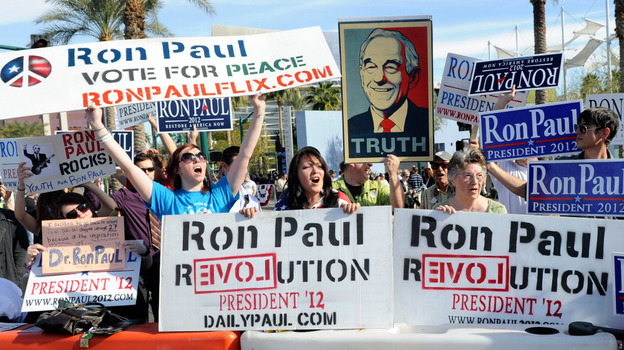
[92,126,106,132]
[17,188,25,191]
[97,132,113,143]
[140,248,151,257]
[24,263,31,272]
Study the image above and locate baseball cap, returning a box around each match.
[434,151,452,161]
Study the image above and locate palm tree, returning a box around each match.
[530,0,548,105]
[123,0,215,151]
[265,89,294,146]
[306,81,341,110]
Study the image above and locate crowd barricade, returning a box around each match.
[241,324,617,350]
[1,323,240,350]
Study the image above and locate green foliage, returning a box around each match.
[0,121,46,138]
[306,82,341,110]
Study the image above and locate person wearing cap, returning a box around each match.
[333,155,404,210]
[421,151,453,209]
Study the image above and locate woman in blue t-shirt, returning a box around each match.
[85,94,266,218]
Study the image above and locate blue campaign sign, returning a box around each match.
[156,97,233,133]
[527,159,624,217]
[112,130,134,162]
[480,100,582,161]
[468,53,563,96]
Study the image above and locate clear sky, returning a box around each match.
[0,0,616,85]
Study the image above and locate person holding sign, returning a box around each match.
[434,148,507,214]
[486,105,619,199]
[273,146,360,213]
[86,93,266,217]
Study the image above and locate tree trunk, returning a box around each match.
[531,0,548,105]
[124,0,148,154]
[104,107,122,192]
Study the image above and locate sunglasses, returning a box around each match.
[65,203,90,219]
[431,162,448,170]
[574,124,598,135]
[139,167,155,173]
[180,152,207,164]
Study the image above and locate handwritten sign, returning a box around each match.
[469,53,563,96]
[527,159,624,217]
[394,209,624,331]
[156,97,233,133]
[435,53,528,125]
[0,138,20,190]
[159,207,394,332]
[585,93,624,145]
[0,27,339,120]
[479,100,582,161]
[41,216,125,274]
[18,131,116,194]
[22,248,141,312]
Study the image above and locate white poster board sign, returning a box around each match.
[0,27,339,120]
[17,131,116,195]
[394,209,624,331]
[435,53,528,125]
[22,248,141,312]
[0,138,21,190]
[159,207,393,332]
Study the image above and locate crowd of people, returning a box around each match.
[0,86,620,324]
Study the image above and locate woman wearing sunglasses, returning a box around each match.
[86,94,266,218]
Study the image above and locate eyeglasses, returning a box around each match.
[431,162,448,170]
[180,152,207,164]
[139,167,155,173]
[574,124,598,135]
[461,172,484,183]
[65,203,90,219]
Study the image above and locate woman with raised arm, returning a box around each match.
[86,93,266,218]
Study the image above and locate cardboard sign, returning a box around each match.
[527,159,624,217]
[17,131,116,195]
[22,247,141,312]
[41,217,125,274]
[435,53,528,125]
[469,53,563,96]
[156,97,233,133]
[480,100,582,161]
[0,138,20,190]
[0,27,339,120]
[116,102,158,129]
[394,209,624,331]
[340,17,434,163]
[159,207,394,332]
[585,93,624,145]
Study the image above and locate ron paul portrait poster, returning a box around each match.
[340,16,434,163]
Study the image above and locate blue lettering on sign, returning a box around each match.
[0,140,18,158]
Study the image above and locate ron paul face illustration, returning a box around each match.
[359,32,420,115]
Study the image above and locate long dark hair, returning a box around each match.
[286,146,338,209]
[54,192,97,219]
[166,144,212,193]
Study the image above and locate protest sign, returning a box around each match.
[22,247,141,312]
[159,207,394,332]
[0,138,20,190]
[468,53,563,96]
[41,216,125,274]
[394,209,624,330]
[57,130,134,163]
[156,97,233,133]
[527,159,624,217]
[479,100,582,161]
[17,131,116,194]
[585,93,624,145]
[0,27,339,120]
[116,102,158,129]
[340,17,433,163]
[435,53,528,125]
